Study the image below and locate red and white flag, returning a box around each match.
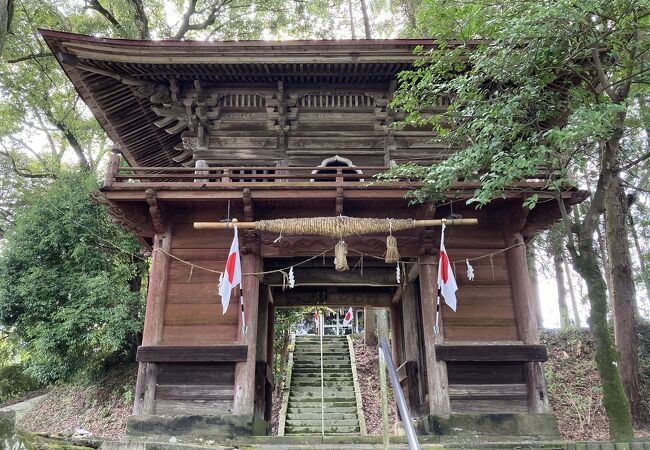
[313,310,320,331]
[219,227,242,314]
[342,307,354,327]
[437,224,458,311]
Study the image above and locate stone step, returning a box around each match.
[291,382,354,388]
[292,372,351,377]
[286,412,358,420]
[290,388,354,397]
[293,361,351,366]
[285,425,360,434]
[293,356,351,362]
[287,402,357,408]
[293,367,351,372]
[287,406,358,414]
[293,351,349,356]
[291,373,352,379]
[286,417,359,425]
[290,391,355,400]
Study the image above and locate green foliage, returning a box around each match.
[0,169,147,383]
[387,0,650,209]
[0,363,43,403]
[273,307,309,381]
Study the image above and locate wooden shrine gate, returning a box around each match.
[40,30,582,438]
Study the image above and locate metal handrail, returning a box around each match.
[379,337,421,450]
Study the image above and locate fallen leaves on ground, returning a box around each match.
[17,365,136,439]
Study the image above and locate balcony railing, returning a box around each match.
[103,155,396,188]
[102,154,559,190]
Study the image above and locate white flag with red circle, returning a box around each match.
[437,224,458,311]
[219,227,242,314]
[342,307,354,327]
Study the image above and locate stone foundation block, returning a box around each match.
[424,413,560,438]
[126,414,268,439]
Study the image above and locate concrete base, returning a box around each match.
[126,414,268,439]
[422,413,561,438]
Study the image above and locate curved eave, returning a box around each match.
[40,30,458,168]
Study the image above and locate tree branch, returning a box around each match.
[174,0,232,39]
[126,0,150,39]
[0,150,54,179]
[85,0,126,37]
[6,52,53,64]
[42,107,91,171]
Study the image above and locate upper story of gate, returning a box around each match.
[42,30,453,174]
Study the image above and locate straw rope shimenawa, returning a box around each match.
[194,216,479,269]
[194,216,478,236]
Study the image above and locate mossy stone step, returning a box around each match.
[290,394,355,401]
[286,418,359,426]
[291,382,354,388]
[287,406,358,414]
[285,425,360,434]
[286,412,358,420]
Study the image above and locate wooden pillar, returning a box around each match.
[503,225,550,414]
[133,227,171,415]
[389,303,402,365]
[401,282,424,413]
[418,255,451,417]
[233,231,262,415]
[254,286,270,419]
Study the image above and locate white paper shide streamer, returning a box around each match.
[466,259,475,281]
[288,266,295,289]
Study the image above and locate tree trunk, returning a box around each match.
[364,306,378,346]
[554,253,571,329]
[0,0,12,56]
[560,122,634,440]
[596,224,614,305]
[359,0,371,39]
[628,205,650,314]
[605,176,641,421]
[563,256,581,328]
[526,244,544,329]
[571,233,634,441]
[347,0,356,39]
[274,329,291,397]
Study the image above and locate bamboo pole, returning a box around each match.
[194,218,478,230]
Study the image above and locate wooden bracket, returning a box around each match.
[507,201,530,233]
[336,187,344,215]
[243,187,254,221]
[91,191,153,241]
[145,188,166,234]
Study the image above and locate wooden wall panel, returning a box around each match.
[440,238,517,341]
[163,222,238,345]
[161,324,238,345]
[155,362,235,416]
[446,362,528,413]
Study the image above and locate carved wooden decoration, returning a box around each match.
[145,188,166,234]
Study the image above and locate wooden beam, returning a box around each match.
[136,345,248,362]
[503,208,550,414]
[435,344,548,362]
[233,234,261,415]
[134,227,171,415]
[336,187,344,215]
[265,267,398,287]
[194,218,478,230]
[145,188,166,233]
[273,289,393,307]
[418,255,451,417]
[142,228,171,345]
